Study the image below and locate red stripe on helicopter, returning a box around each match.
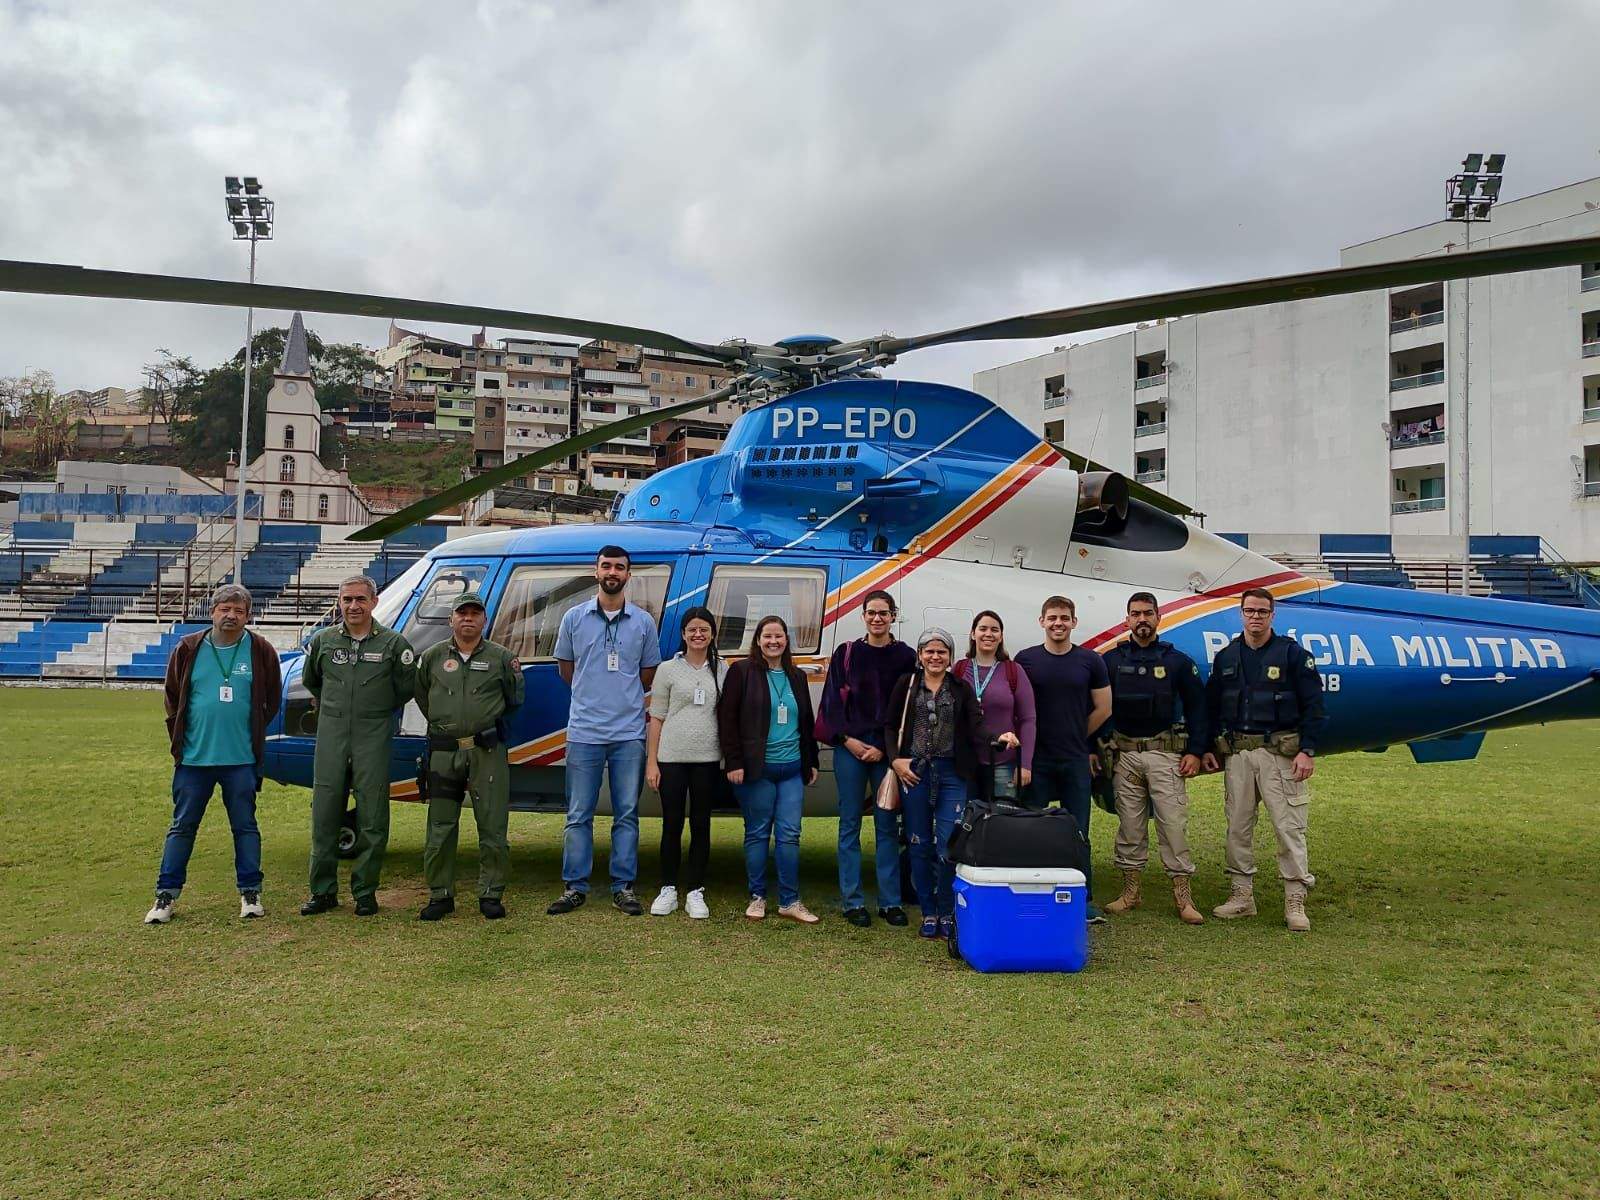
[1078,570,1320,651]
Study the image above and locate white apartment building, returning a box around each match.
[491,338,578,466]
[974,176,1600,559]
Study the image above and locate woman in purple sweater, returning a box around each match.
[953,610,1036,802]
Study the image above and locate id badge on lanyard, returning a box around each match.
[692,686,706,706]
[219,684,234,703]
[776,702,790,726]
[607,651,620,673]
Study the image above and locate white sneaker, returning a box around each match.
[650,885,679,916]
[144,894,175,925]
[240,890,265,920]
[685,888,710,919]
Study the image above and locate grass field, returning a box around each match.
[2,688,1597,1200]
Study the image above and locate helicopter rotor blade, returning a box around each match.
[349,376,756,542]
[863,235,1600,357]
[0,259,739,363]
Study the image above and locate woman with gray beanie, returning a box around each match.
[882,627,986,938]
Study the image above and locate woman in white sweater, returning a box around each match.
[645,606,726,918]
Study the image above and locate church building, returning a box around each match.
[228,313,371,525]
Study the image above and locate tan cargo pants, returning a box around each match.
[1111,749,1195,877]
[1222,745,1314,887]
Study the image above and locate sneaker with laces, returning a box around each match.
[1086,903,1108,926]
[745,895,767,921]
[650,885,679,916]
[547,888,587,915]
[144,894,175,925]
[919,915,941,938]
[778,902,820,925]
[613,888,643,916]
[685,888,711,919]
[240,890,265,920]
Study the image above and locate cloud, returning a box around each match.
[2,0,1597,393]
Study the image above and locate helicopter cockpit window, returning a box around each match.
[707,565,826,655]
[491,563,671,662]
[401,564,490,657]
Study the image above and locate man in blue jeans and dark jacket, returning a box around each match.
[1016,594,1112,921]
[144,583,284,925]
[815,589,918,927]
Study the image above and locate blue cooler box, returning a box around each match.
[953,865,1089,973]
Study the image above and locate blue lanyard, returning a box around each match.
[970,660,998,703]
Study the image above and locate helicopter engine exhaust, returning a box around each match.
[1077,470,1129,519]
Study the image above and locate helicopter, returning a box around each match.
[5,228,1600,818]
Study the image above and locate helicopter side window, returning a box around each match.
[491,563,673,662]
[400,564,490,657]
[707,565,826,656]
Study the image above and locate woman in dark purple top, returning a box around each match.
[953,610,1036,801]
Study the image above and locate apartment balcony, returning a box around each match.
[1392,497,1445,514]
[582,368,645,386]
[1134,422,1167,439]
[1389,310,1444,334]
[1585,481,1600,498]
[1582,269,1600,293]
[1133,373,1167,393]
[1390,429,1445,449]
[1584,341,1600,358]
[1134,469,1166,484]
[1391,369,1445,393]
[1584,407,1600,424]
[1043,392,1067,411]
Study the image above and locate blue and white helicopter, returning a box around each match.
[6,232,1600,817]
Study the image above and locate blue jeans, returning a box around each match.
[833,747,902,910]
[562,739,644,894]
[902,756,969,918]
[736,759,805,907]
[157,763,262,897]
[1028,756,1095,900]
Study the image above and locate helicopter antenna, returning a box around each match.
[1083,406,1106,471]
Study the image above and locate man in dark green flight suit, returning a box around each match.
[415,591,525,921]
[300,574,417,917]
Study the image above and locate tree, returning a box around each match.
[0,370,84,468]
[139,350,202,425]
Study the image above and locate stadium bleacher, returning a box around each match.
[0,522,440,680]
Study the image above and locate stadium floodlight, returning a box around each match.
[1443,152,1506,595]
[222,174,276,581]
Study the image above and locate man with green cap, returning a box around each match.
[414,590,525,920]
[300,573,416,917]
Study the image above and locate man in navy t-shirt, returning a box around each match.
[1015,594,1112,919]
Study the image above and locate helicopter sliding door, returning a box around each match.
[486,558,675,811]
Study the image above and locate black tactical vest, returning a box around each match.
[1213,635,1301,732]
[1111,641,1179,728]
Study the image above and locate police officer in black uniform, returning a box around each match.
[1099,592,1208,924]
[1202,587,1325,931]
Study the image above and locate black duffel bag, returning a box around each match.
[948,798,1089,873]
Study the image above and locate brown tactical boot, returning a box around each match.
[1104,869,1142,915]
[1171,876,1204,925]
[1284,881,1310,932]
[1212,879,1257,919]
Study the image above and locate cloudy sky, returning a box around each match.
[2,0,1597,392]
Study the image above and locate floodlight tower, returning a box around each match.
[224,175,274,581]
[1444,153,1505,595]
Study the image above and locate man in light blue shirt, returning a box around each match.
[548,546,661,916]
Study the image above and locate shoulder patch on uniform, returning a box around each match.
[1191,662,1200,674]
[401,648,415,665]
[1304,654,1315,669]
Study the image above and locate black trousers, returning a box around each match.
[658,760,719,891]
